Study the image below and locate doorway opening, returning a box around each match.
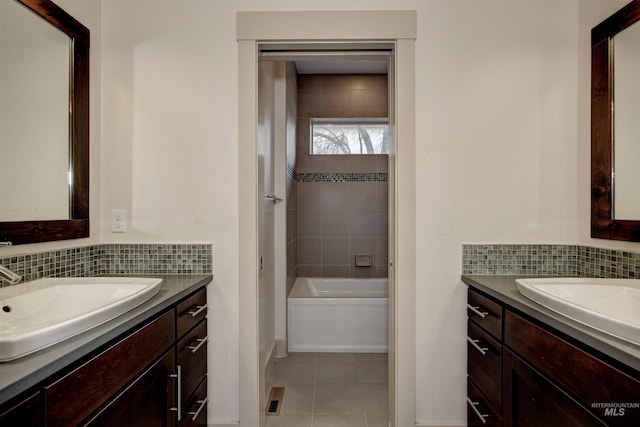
[237,11,416,427]
[259,51,392,425]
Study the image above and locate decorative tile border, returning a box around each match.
[577,246,640,278]
[0,243,212,286]
[98,244,212,275]
[9,241,640,285]
[463,243,640,278]
[0,246,100,285]
[296,172,388,183]
[287,166,387,183]
[462,244,577,276]
[287,165,299,182]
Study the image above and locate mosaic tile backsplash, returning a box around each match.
[463,243,640,278]
[0,243,212,286]
[8,242,639,284]
[462,244,577,276]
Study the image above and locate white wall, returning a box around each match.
[100,0,633,425]
[100,1,241,422]
[414,1,620,423]
[6,0,630,425]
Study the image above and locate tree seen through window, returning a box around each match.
[311,119,389,155]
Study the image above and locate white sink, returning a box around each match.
[515,278,640,345]
[0,277,162,361]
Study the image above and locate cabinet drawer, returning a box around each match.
[505,311,640,427]
[468,320,502,411]
[180,377,208,426]
[45,310,175,427]
[467,378,502,427]
[468,289,503,340]
[178,319,208,409]
[177,288,208,339]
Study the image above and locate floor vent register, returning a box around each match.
[265,386,285,416]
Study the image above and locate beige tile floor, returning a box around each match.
[266,353,388,427]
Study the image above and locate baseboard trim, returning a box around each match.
[275,339,287,357]
[265,341,277,385]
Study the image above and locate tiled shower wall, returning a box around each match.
[295,74,388,174]
[463,243,640,278]
[293,74,389,278]
[0,243,212,286]
[295,180,388,278]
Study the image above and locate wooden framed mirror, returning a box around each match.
[0,0,89,245]
[591,0,640,241]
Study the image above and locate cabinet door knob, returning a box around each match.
[467,336,489,356]
[467,304,489,318]
[466,397,489,424]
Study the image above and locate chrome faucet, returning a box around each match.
[0,265,21,285]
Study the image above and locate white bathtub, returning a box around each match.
[287,277,388,353]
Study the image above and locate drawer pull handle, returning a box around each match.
[467,304,489,318]
[169,365,183,421]
[187,396,209,421]
[467,397,489,424]
[467,336,489,356]
[186,336,208,354]
[187,304,208,318]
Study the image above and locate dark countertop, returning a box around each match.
[462,274,640,376]
[0,274,212,407]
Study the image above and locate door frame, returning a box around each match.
[237,11,416,426]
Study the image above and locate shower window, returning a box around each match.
[310,118,389,155]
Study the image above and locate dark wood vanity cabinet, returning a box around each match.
[467,287,640,427]
[0,285,208,427]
